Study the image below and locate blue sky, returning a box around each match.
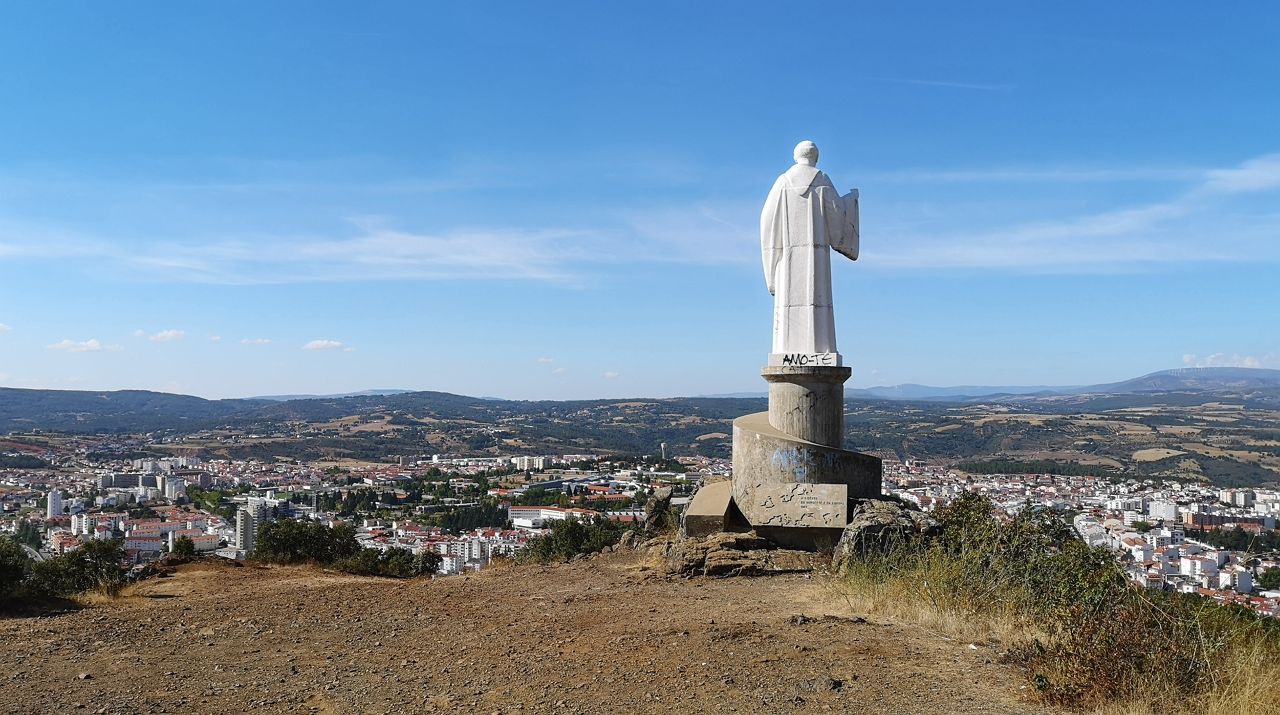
[0,3,1278,399]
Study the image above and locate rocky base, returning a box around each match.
[831,498,939,571]
[634,531,819,578]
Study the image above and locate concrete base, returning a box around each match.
[754,525,846,552]
[763,365,850,448]
[683,480,733,538]
[731,411,882,532]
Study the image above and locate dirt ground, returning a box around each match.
[0,554,1053,714]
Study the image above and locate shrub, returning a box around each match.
[517,516,629,564]
[251,520,361,565]
[172,536,197,560]
[840,493,1280,712]
[0,537,32,600]
[334,547,442,578]
[12,539,129,601]
[252,519,440,579]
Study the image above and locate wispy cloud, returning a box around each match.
[47,338,120,353]
[240,338,271,345]
[302,339,349,351]
[209,335,222,342]
[1200,153,1280,194]
[3,152,1280,280]
[122,221,588,285]
[603,371,619,380]
[870,152,1280,270]
[0,323,10,333]
[147,329,185,343]
[1182,353,1278,369]
[536,357,554,364]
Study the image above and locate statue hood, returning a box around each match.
[781,164,823,196]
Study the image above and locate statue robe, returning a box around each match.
[760,163,859,355]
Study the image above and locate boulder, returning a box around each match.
[833,498,938,569]
[643,487,674,532]
[657,531,814,578]
[615,530,641,551]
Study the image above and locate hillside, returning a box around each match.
[0,388,267,433]
[0,555,1048,715]
[4,371,1280,485]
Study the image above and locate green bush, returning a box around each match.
[0,537,33,600]
[252,519,440,579]
[251,520,361,565]
[334,547,442,578]
[3,538,129,603]
[517,516,629,564]
[172,536,197,560]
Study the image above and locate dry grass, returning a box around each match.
[822,566,1025,645]
[834,564,1280,715]
[1089,647,1280,715]
[1132,448,1186,462]
[828,496,1280,715]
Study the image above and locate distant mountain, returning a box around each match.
[1081,367,1280,394]
[848,384,1073,400]
[0,388,269,433]
[3,368,1280,435]
[844,368,1280,402]
[248,389,415,402]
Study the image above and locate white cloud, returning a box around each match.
[148,329,185,343]
[133,329,146,337]
[552,367,567,375]
[0,323,9,333]
[870,152,1280,271]
[603,371,619,380]
[240,338,271,345]
[47,338,120,353]
[302,339,346,351]
[1181,353,1275,369]
[209,335,222,342]
[536,357,554,364]
[3,152,1280,283]
[1201,154,1280,194]
[123,220,588,285]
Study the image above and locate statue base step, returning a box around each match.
[731,411,881,537]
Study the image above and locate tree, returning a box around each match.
[172,536,197,560]
[0,537,32,601]
[1259,568,1280,591]
[252,519,361,565]
[334,547,442,579]
[13,521,42,550]
[26,539,128,598]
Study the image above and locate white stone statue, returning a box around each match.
[760,140,859,363]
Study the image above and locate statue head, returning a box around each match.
[793,140,819,166]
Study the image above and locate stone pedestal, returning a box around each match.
[719,364,883,550]
[763,365,850,448]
